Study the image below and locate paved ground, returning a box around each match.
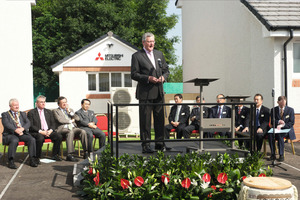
[0,141,299,200]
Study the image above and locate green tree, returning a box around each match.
[32,0,179,100]
[168,64,182,82]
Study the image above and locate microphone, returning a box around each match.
[157,58,162,68]
[272,88,274,97]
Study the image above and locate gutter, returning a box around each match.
[283,29,294,104]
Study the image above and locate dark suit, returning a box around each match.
[209,105,231,137]
[53,108,88,155]
[235,106,250,147]
[183,106,210,138]
[131,49,169,147]
[76,108,106,152]
[269,106,295,156]
[255,105,270,152]
[165,105,190,139]
[27,108,62,158]
[1,111,36,159]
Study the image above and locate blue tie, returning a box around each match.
[218,106,222,118]
[256,109,260,127]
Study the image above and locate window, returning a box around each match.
[293,43,300,73]
[99,73,109,92]
[111,73,121,87]
[124,74,132,87]
[88,72,132,92]
[88,74,96,91]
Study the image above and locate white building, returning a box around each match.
[0,0,35,113]
[51,31,138,113]
[176,0,300,139]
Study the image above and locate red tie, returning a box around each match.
[238,108,241,115]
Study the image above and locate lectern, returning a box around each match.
[184,78,219,151]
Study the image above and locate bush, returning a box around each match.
[79,145,272,199]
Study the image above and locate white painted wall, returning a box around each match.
[178,0,275,108]
[0,0,35,112]
[59,71,87,112]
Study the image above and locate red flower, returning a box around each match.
[259,173,266,177]
[93,171,100,186]
[219,188,224,192]
[242,176,247,181]
[211,185,216,190]
[181,178,191,189]
[121,179,130,189]
[217,173,228,184]
[88,167,93,175]
[134,176,144,187]
[161,173,170,183]
[202,173,211,183]
[208,193,212,198]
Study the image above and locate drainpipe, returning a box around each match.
[283,29,293,104]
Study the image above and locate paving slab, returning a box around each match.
[0,141,299,199]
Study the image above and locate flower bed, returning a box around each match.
[80,145,272,199]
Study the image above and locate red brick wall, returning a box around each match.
[294,114,300,141]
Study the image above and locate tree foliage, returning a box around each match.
[32,0,179,100]
[168,65,183,82]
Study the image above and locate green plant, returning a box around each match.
[79,145,272,200]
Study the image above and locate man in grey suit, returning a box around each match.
[131,32,169,153]
[1,98,38,169]
[76,99,106,154]
[53,96,88,161]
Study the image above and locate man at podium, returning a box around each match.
[269,96,296,162]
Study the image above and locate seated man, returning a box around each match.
[183,96,209,138]
[235,100,250,148]
[76,99,106,154]
[1,98,38,169]
[208,94,231,138]
[53,96,88,161]
[164,94,190,139]
[28,95,63,162]
[254,94,270,152]
[269,96,296,162]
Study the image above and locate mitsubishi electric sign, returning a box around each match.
[95,52,124,61]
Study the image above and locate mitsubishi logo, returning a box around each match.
[95,52,104,61]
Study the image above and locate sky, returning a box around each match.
[166,0,182,67]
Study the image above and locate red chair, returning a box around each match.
[190,130,200,138]
[169,129,177,139]
[43,138,52,157]
[94,114,116,149]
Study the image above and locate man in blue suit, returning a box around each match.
[269,96,296,162]
[254,94,270,152]
[209,94,231,137]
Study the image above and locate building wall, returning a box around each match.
[0,0,35,113]
[179,0,274,107]
[59,71,88,112]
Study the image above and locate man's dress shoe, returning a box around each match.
[278,155,284,162]
[51,155,62,161]
[66,154,78,162]
[29,158,38,167]
[142,146,154,153]
[155,144,172,151]
[8,159,17,169]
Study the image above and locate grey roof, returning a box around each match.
[241,0,300,31]
[51,32,139,69]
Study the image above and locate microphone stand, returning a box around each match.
[270,89,287,171]
[158,59,180,153]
